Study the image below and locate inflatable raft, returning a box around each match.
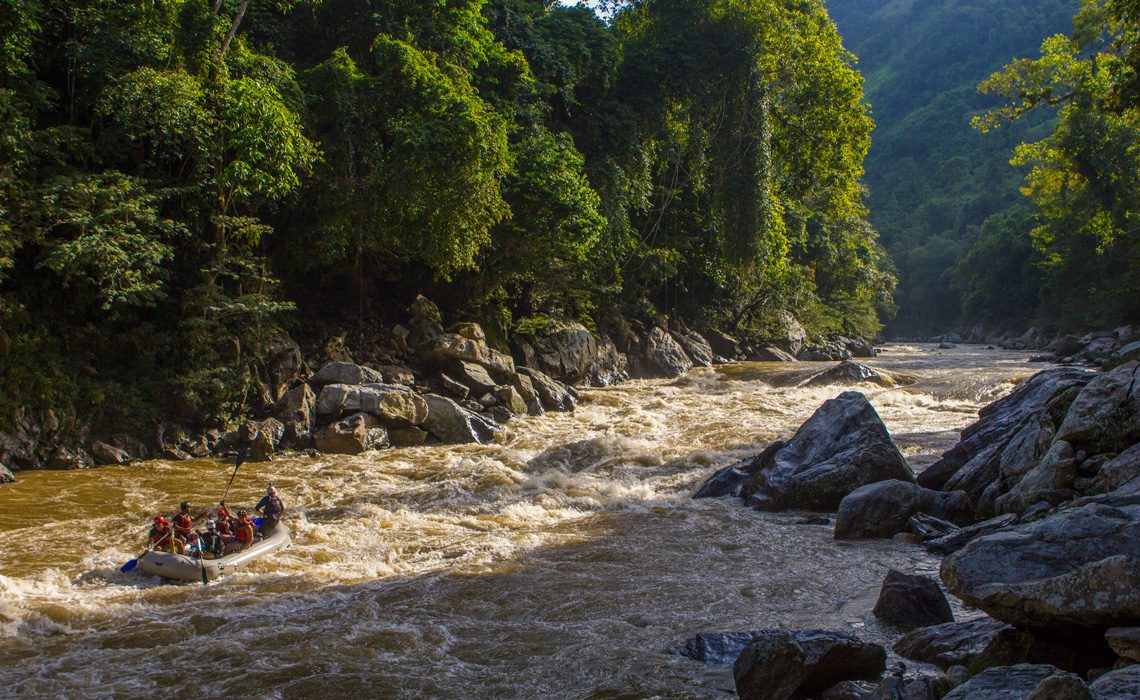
[135,523,291,582]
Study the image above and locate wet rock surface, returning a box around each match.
[835,480,972,539]
[733,629,886,700]
[871,570,953,630]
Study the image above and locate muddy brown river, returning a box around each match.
[0,344,1050,698]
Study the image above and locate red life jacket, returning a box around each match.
[235,520,253,544]
[173,513,193,532]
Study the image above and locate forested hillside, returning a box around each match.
[0,0,890,442]
[827,0,1078,334]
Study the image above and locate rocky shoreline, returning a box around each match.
[0,299,880,477]
[688,357,1140,698]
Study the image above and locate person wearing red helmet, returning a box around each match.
[148,516,183,554]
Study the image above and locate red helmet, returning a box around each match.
[154,516,169,526]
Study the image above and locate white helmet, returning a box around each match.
[205,520,216,530]
[267,485,277,495]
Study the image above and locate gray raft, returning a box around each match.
[135,523,291,582]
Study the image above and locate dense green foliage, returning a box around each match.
[827,0,1078,334]
[0,0,888,437]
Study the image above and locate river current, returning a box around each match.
[0,344,1049,698]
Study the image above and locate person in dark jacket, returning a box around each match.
[254,484,285,535]
[197,520,225,559]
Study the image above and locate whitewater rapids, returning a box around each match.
[0,344,1048,697]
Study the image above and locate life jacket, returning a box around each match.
[149,527,173,550]
[173,513,193,532]
[235,521,253,544]
[262,496,283,517]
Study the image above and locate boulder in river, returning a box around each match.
[1098,443,1140,493]
[676,631,763,664]
[517,367,575,412]
[940,498,1140,634]
[894,618,1100,674]
[922,513,1018,555]
[694,441,786,499]
[90,441,131,465]
[419,330,516,376]
[751,346,797,362]
[632,326,693,378]
[274,383,316,448]
[1,462,14,483]
[422,394,500,445]
[742,392,914,512]
[872,570,953,630]
[1056,361,1140,449]
[835,480,972,539]
[803,360,896,388]
[316,384,429,427]
[733,629,886,700]
[670,326,717,367]
[45,446,94,470]
[315,412,388,455]
[513,320,598,385]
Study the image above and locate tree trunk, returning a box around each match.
[218,0,252,62]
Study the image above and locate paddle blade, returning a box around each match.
[120,558,138,573]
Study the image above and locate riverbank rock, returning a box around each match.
[517,367,575,412]
[704,329,742,360]
[670,326,717,367]
[942,664,1082,700]
[741,392,914,511]
[1106,627,1140,662]
[733,629,886,700]
[752,346,797,362]
[0,463,14,483]
[514,321,598,385]
[631,326,693,378]
[1091,664,1140,699]
[274,384,316,448]
[775,312,808,357]
[803,361,895,388]
[242,417,284,462]
[315,412,388,454]
[1099,444,1140,492]
[422,395,500,444]
[835,480,972,539]
[922,513,1018,554]
[315,384,429,427]
[940,499,1140,633]
[45,446,94,470]
[872,570,953,630]
[590,336,629,386]
[894,618,1095,673]
[800,341,853,362]
[916,367,1093,511]
[265,332,306,401]
[1056,361,1140,449]
[419,329,516,376]
[309,361,383,388]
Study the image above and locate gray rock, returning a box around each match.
[265,332,306,401]
[422,395,500,445]
[1051,335,1086,357]
[994,439,1079,515]
[388,426,428,447]
[274,383,317,448]
[835,480,973,539]
[694,441,786,499]
[676,631,764,664]
[704,329,742,360]
[589,335,629,386]
[940,500,1140,632]
[908,512,960,540]
[45,447,94,470]
[162,447,192,460]
[515,321,598,385]
[1111,340,1140,366]
[1105,627,1140,662]
[378,364,415,386]
[733,629,887,700]
[1,463,14,483]
[437,373,470,400]
[918,368,1091,493]
[315,413,388,455]
[670,327,717,367]
[517,367,575,412]
[804,361,897,389]
[924,513,1018,554]
[633,326,693,378]
[492,385,528,416]
[845,337,876,358]
[419,332,515,376]
[1025,672,1091,700]
[503,371,543,416]
[775,312,808,357]
[1056,361,1140,447]
[752,346,798,362]
[451,361,497,394]
[742,392,914,512]
[942,664,1067,700]
[872,570,954,630]
[894,619,1017,670]
[1098,444,1140,492]
[316,384,429,427]
[823,680,873,699]
[1090,664,1140,699]
[90,441,131,465]
[309,361,384,388]
[242,418,284,462]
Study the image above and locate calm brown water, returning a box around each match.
[0,345,1048,698]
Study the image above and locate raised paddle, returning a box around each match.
[220,448,248,506]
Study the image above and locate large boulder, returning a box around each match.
[422,395,500,445]
[241,417,284,462]
[517,367,575,412]
[704,329,742,360]
[309,361,384,388]
[1105,627,1140,662]
[274,383,317,448]
[742,392,914,512]
[419,332,515,376]
[45,446,94,470]
[315,412,388,455]
[993,439,1079,514]
[1,463,14,483]
[503,371,544,416]
[917,368,1092,495]
[752,346,798,362]
[733,629,886,700]
[514,321,597,385]
[694,441,786,499]
[775,312,808,357]
[1056,361,1140,449]
[835,480,973,539]
[1099,443,1140,492]
[942,665,1080,700]
[590,335,629,386]
[1091,664,1140,699]
[315,384,429,427]
[923,513,1018,555]
[264,332,306,401]
[940,499,1140,633]
[670,327,717,367]
[894,619,1019,670]
[449,361,497,394]
[872,570,953,630]
[633,326,693,378]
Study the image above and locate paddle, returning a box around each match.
[120,528,171,573]
[220,448,248,506]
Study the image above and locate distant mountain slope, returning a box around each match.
[827,0,1078,333]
